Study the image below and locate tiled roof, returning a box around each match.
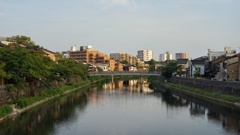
[177,59,188,64]
[0,42,7,47]
[191,60,205,65]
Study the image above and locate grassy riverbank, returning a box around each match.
[0,75,143,120]
[0,80,91,121]
[162,82,240,104]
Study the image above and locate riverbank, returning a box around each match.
[0,80,92,123]
[158,81,240,108]
[0,75,142,123]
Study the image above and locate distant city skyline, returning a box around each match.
[1,0,239,59]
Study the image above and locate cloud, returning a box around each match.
[99,0,140,10]
[0,13,6,17]
[100,0,130,6]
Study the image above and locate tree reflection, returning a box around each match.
[0,91,89,135]
[161,90,189,107]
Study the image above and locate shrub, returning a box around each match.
[0,105,13,117]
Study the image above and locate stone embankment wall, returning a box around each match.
[169,77,240,96]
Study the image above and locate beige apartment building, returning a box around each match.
[110,53,140,66]
[175,53,189,60]
[109,59,116,71]
[70,46,110,63]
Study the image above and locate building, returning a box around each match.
[0,42,58,61]
[110,53,121,61]
[69,45,110,63]
[176,59,189,77]
[95,63,109,72]
[209,54,239,81]
[0,42,7,48]
[110,53,140,66]
[62,51,70,58]
[137,50,153,62]
[189,57,208,78]
[115,62,123,71]
[208,47,236,61]
[227,54,239,81]
[175,53,189,60]
[159,51,172,62]
[109,59,115,71]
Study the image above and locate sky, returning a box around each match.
[1,0,240,60]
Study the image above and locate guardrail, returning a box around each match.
[89,71,160,76]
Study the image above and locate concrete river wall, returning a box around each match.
[169,77,240,96]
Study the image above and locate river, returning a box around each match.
[0,79,240,135]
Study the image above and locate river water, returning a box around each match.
[0,79,240,135]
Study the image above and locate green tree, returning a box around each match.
[0,46,55,95]
[53,58,89,83]
[56,52,63,60]
[193,66,200,78]
[147,59,157,71]
[121,60,128,65]
[7,35,36,46]
[161,61,181,79]
[0,63,9,79]
[97,67,103,72]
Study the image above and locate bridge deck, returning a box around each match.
[89,71,160,76]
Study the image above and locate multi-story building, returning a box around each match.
[115,62,123,71]
[159,51,172,62]
[69,45,110,63]
[208,47,236,61]
[110,53,131,62]
[110,53,139,66]
[137,50,153,62]
[129,56,140,66]
[175,53,189,60]
[110,53,121,61]
[109,59,115,71]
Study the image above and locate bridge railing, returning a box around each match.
[89,71,160,76]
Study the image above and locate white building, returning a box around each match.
[208,47,236,61]
[159,51,172,62]
[137,50,153,62]
[189,59,206,78]
[71,45,77,51]
[62,51,70,58]
[80,45,92,51]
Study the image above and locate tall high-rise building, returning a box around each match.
[175,53,189,60]
[159,51,172,62]
[137,50,153,62]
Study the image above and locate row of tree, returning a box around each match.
[0,36,89,98]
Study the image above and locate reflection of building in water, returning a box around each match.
[103,83,115,90]
[124,79,153,93]
[208,111,240,133]
[102,79,153,93]
[102,81,124,90]
[189,102,205,116]
[115,81,123,89]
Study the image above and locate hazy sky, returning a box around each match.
[1,0,240,59]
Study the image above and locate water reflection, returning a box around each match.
[160,89,240,134]
[103,79,153,93]
[0,90,89,135]
[0,80,240,135]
